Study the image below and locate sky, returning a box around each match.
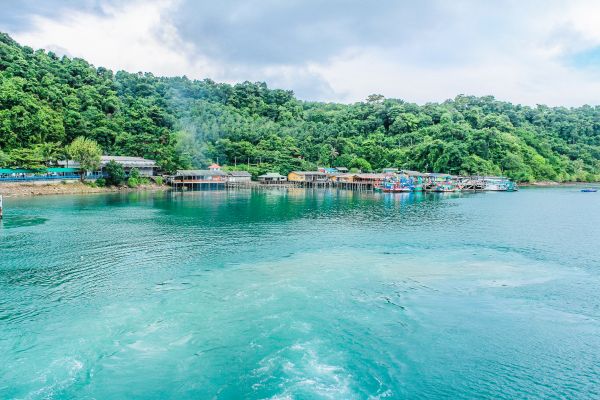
[1,0,600,106]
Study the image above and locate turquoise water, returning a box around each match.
[1,188,599,399]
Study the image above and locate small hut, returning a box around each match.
[258,172,287,184]
[287,171,328,183]
[227,171,252,183]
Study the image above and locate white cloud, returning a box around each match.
[313,46,600,105]
[7,0,600,106]
[12,0,217,78]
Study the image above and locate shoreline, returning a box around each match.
[518,181,598,187]
[0,180,596,198]
[0,181,169,198]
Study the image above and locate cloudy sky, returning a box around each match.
[1,0,600,105]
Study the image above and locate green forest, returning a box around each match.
[1,32,599,182]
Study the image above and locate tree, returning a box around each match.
[104,160,125,186]
[7,148,45,169]
[1,32,600,184]
[67,137,101,181]
[350,157,372,172]
[0,150,11,168]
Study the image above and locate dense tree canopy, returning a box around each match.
[1,32,599,181]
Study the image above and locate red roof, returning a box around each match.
[208,163,221,168]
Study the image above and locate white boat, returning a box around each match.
[484,183,508,191]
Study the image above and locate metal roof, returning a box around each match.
[176,170,227,176]
[400,170,429,177]
[259,172,286,178]
[0,168,79,174]
[59,156,156,168]
[355,173,388,179]
[228,171,252,177]
[290,171,327,175]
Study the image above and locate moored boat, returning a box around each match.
[382,186,412,193]
[581,188,597,192]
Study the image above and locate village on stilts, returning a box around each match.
[166,164,518,192]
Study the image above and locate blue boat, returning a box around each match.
[581,188,597,192]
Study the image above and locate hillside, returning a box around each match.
[1,32,599,181]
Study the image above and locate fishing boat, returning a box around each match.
[483,177,518,191]
[382,186,412,193]
[505,181,519,192]
[377,176,412,193]
[581,188,597,192]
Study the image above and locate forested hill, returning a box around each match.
[1,32,599,182]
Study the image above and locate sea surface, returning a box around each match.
[1,187,599,399]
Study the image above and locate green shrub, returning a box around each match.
[105,160,125,186]
[154,176,164,185]
[127,177,139,188]
[95,178,106,187]
[139,177,150,185]
[129,168,140,179]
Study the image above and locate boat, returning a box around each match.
[382,186,412,193]
[581,188,597,192]
[483,177,518,191]
[377,177,413,193]
[485,184,507,191]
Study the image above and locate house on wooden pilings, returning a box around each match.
[170,169,228,190]
[258,172,287,184]
[288,171,329,184]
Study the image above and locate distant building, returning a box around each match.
[353,173,388,185]
[60,156,157,177]
[227,171,252,183]
[169,169,228,190]
[173,170,227,182]
[208,163,221,171]
[288,171,328,183]
[335,167,349,173]
[0,167,94,182]
[258,172,287,184]
[330,173,355,183]
[427,173,453,182]
[382,168,399,174]
[400,170,429,178]
[318,167,337,174]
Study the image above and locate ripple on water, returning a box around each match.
[1,189,600,399]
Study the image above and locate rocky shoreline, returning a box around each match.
[0,181,169,197]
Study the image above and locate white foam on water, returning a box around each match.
[27,358,84,400]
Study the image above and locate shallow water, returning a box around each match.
[1,188,599,399]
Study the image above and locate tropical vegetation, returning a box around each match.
[1,32,599,182]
